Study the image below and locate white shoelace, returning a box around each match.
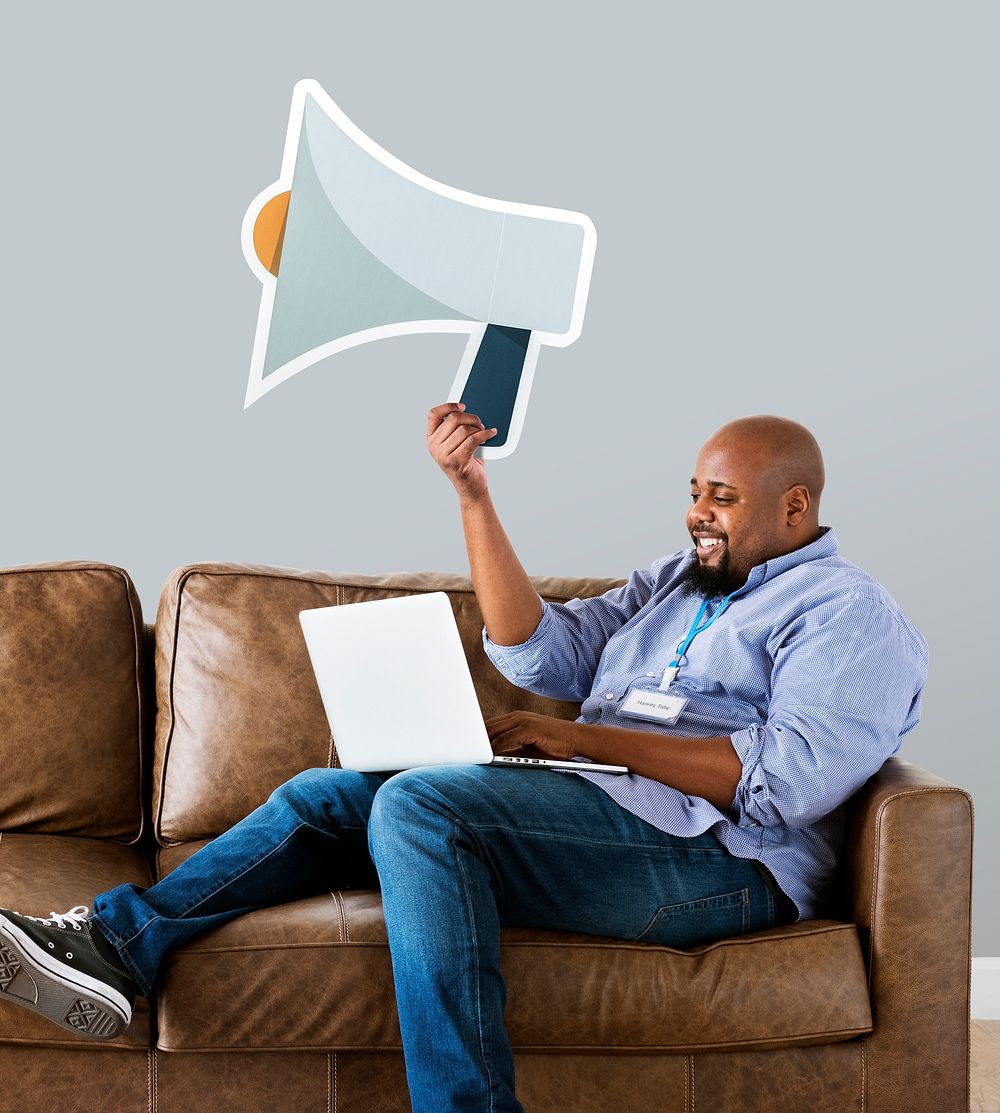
[25,905,90,930]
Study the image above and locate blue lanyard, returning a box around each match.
[659,596,734,690]
[668,591,737,669]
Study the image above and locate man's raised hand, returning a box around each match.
[426,402,497,502]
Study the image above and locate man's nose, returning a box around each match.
[688,497,715,523]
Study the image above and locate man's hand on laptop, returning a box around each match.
[485,712,578,761]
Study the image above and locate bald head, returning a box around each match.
[703,415,825,504]
[684,415,826,595]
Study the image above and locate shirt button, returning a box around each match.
[605,693,615,700]
[646,672,655,677]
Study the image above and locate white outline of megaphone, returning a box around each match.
[241,79,596,459]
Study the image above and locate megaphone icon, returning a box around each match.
[242,80,597,458]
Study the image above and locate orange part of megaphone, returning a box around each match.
[253,191,291,276]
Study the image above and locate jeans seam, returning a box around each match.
[454,838,496,1113]
[118,943,153,997]
[750,860,785,926]
[765,886,774,925]
[466,823,729,854]
[120,821,310,949]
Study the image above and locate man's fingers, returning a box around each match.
[426,402,463,436]
[487,720,519,742]
[490,730,526,754]
[430,413,487,451]
[486,713,528,738]
[436,412,483,445]
[440,422,495,456]
[490,724,532,750]
[427,401,484,439]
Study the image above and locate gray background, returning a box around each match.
[2,3,996,951]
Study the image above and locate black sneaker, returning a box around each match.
[0,904,136,1040]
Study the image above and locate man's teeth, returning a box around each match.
[697,537,724,548]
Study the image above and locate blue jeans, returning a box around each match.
[92,765,790,1113]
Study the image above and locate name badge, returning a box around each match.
[619,686,689,726]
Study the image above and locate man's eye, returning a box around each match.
[715,498,734,505]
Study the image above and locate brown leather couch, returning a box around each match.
[0,560,973,1112]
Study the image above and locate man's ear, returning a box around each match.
[785,485,810,526]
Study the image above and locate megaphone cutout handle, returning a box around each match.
[458,325,532,449]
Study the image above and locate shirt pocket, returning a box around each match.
[630,887,750,949]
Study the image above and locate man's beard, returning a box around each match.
[680,550,743,598]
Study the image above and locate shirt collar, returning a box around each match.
[731,526,838,597]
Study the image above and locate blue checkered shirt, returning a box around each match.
[482,527,928,920]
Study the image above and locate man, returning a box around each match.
[0,404,926,1113]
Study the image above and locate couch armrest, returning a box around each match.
[844,755,973,1113]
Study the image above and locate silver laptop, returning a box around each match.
[298,591,629,775]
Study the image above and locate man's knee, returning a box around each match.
[369,768,433,824]
[269,767,332,805]
[368,767,477,853]
[267,767,378,826]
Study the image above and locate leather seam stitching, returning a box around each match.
[167,940,361,953]
[149,567,597,606]
[331,891,347,944]
[861,1036,866,1113]
[153,1029,873,1054]
[154,568,195,843]
[125,572,145,846]
[167,923,858,955]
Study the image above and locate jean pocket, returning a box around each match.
[631,888,750,949]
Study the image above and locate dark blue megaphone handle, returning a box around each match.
[458,324,532,448]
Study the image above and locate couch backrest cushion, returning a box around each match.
[0,561,146,842]
[153,563,625,844]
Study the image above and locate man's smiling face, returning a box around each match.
[682,417,825,597]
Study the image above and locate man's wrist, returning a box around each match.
[572,722,610,762]
[559,719,587,760]
[457,489,492,513]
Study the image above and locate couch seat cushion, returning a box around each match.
[0,833,154,1048]
[155,841,872,1054]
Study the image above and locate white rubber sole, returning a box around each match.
[0,914,131,1040]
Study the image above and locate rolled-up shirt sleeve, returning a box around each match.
[482,563,661,702]
[729,592,928,829]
